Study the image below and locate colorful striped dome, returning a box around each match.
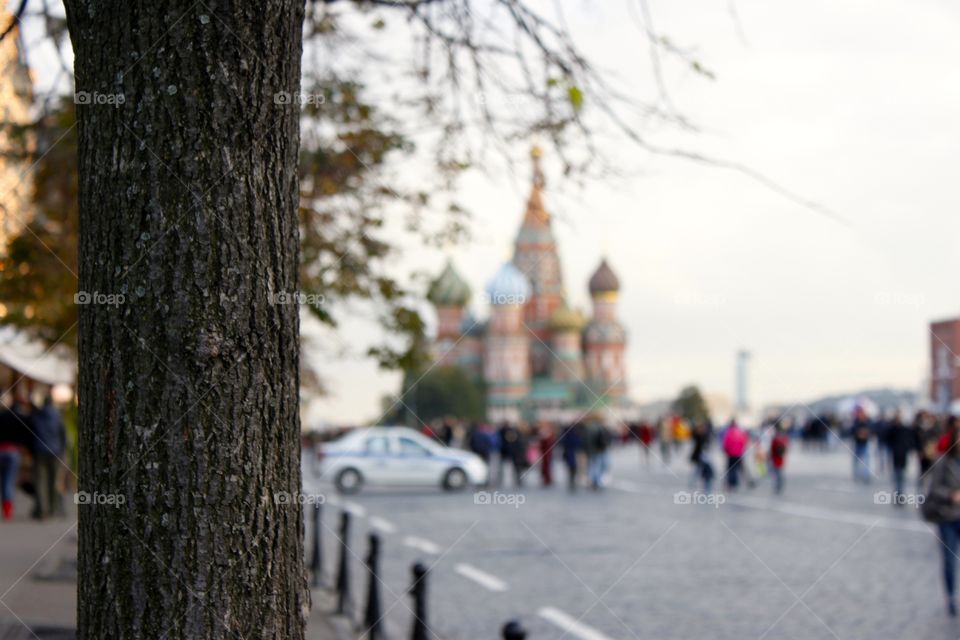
[428,261,471,306]
[485,262,531,305]
[549,303,585,332]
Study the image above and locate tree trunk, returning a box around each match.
[64,2,307,638]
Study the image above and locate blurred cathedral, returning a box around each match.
[426,148,627,423]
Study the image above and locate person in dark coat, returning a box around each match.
[689,422,714,492]
[537,422,556,487]
[885,411,914,506]
[30,395,66,519]
[439,419,455,447]
[925,427,960,617]
[497,423,525,488]
[559,423,583,492]
[586,421,612,490]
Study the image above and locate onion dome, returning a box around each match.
[485,262,531,305]
[549,303,585,333]
[427,261,471,306]
[588,258,620,296]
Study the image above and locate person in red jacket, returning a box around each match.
[770,425,790,494]
[938,416,959,456]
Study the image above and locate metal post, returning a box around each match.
[361,533,383,639]
[310,501,323,587]
[336,510,352,616]
[502,620,527,640]
[410,562,429,640]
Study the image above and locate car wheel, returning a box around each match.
[335,468,363,494]
[442,467,468,492]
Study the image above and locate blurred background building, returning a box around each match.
[426,148,628,424]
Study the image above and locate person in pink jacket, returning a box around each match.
[722,420,749,490]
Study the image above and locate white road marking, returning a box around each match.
[403,536,443,555]
[343,501,366,517]
[454,563,508,592]
[538,607,613,640]
[369,516,396,533]
[725,495,930,533]
[608,478,930,533]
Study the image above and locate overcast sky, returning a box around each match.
[305,0,960,425]
[14,0,956,424]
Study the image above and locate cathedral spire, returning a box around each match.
[523,145,549,227]
[531,144,545,189]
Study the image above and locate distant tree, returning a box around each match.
[0,100,78,345]
[672,385,710,423]
[410,366,485,424]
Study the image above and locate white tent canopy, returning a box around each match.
[0,326,75,387]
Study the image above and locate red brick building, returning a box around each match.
[930,318,960,411]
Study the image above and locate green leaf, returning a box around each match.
[567,85,584,112]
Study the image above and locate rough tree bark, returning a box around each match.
[64,2,307,638]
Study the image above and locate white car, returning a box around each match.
[315,426,489,494]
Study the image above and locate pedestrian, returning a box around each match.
[497,422,527,488]
[587,421,612,490]
[722,420,749,490]
[0,402,29,521]
[851,409,872,483]
[31,394,66,519]
[636,422,654,467]
[915,411,939,492]
[875,416,889,475]
[496,422,513,486]
[770,425,789,494]
[938,416,959,456]
[467,422,494,486]
[922,427,960,617]
[689,422,714,492]
[885,411,914,506]
[657,416,672,465]
[439,419,455,447]
[538,422,556,487]
[560,423,582,492]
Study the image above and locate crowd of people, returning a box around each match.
[418,414,795,495]
[424,419,616,491]
[0,390,69,521]
[419,408,960,619]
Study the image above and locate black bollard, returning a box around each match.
[310,501,324,587]
[335,510,352,616]
[360,533,383,639]
[502,620,527,640]
[410,562,429,640]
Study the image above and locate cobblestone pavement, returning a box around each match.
[303,443,958,640]
[0,498,77,637]
[1,444,952,639]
